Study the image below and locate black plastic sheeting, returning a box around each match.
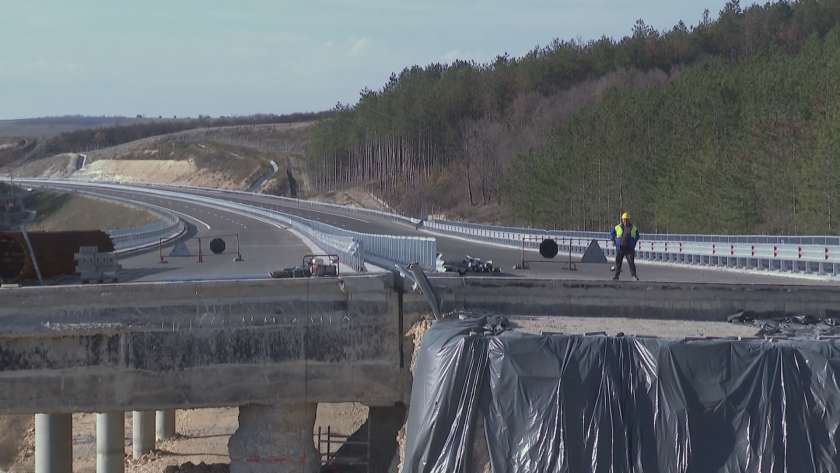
[402,315,840,473]
[728,310,840,338]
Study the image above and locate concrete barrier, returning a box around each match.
[404,276,840,322]
[4,275,840,473]
[0,275,405,415]
[2,276,840,416]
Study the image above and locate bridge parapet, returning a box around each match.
[0,274,405,415]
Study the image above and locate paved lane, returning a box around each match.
[79,188,313,283]
[167,187,836,285]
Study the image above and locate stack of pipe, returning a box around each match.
[0,230,114,283]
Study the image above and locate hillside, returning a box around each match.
[0,115,183,138]
[0,123,315,194]
[305,0,840,235]
[509,33,840,235]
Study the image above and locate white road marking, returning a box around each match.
[208,193,371,224]
[137,201,212,230]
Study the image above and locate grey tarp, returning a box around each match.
[728,310,840,338]
[402,316,840,473]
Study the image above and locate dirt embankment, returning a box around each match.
[307,188,392,213]
[0,122,393,210]
[0,123,313,193]
[3,153,80,179]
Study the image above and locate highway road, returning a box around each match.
[64,188,313,283]
[33,181,835,285]
[134,185,836,286]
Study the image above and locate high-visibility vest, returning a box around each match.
[614,224,638,239]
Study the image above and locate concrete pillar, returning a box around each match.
[35,413,72,473]
[132,411,155,459]
[228,403,319,473]
[96,412,125,473]
[156,410,176,440]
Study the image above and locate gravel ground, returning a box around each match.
[507,315,760,339]
[0,404,373,473]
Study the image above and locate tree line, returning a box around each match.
[32,112,334,160]
[306,0,840,234]
[510,31,840,235]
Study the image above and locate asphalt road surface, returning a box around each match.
[70,188,313,283]
[35,181,835,285]
[136,186,836,286]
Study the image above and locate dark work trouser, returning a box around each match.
[615,248,637,277]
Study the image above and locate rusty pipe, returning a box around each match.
[0,230,114,283]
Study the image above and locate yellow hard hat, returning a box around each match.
[621,212,630,220]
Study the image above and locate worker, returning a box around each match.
[610,212,640,280]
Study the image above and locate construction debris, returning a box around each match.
[268,254,340,279]
[74,246,121,284]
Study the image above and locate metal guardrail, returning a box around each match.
[13,177,441,270]
[12,179,442,272]
[64,177,423,227]
[424,221,840,277]
[432,219,840,246]
[123,180,840,277]
[19,180,368,272]
[20,176,837,278]
[5,183,184,254]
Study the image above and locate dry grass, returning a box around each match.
[1,153,79,179]
[23,191,159,232]
[308,188,391,212]
[85,123,311,163]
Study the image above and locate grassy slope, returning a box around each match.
[23,191,159,231]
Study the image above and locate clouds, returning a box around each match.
[350,38,374,57]
[320,37,375,57]
[441,50,463,62]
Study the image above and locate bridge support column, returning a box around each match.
[156,410,176,440]
[35,413,72,473]
[96,412,125,473]
[132,411,155,459]
[228,403,319,473]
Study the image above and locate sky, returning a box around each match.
[0,0,744,120]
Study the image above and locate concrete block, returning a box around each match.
[228,403,319,473]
